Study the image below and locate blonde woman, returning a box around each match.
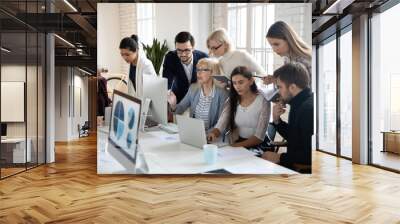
[207,28,266,79]
[167,58,228,132]
[263,21,312,85]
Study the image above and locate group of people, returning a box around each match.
[118,21,313,173]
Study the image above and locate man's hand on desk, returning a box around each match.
[262,151,281,164]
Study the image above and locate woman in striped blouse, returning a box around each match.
[167,58,228,132]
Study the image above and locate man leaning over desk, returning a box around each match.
[262,62,313,174]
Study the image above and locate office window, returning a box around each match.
[227,3,275,74]
[371,3,400,171]
[339,28,352,158]
[317,36,337,154]
[137,3,155,46]
[0,1,46,179]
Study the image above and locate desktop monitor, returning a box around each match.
[142,75,168,125]
[1,123,7,137]
[108,90,141,163]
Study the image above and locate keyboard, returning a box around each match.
[159,123,179,134]
[145,118,159,128]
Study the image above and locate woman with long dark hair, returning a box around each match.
[119,35,156,98]
[208,66,271,148]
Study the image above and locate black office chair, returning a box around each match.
[260,123,287,153]
[78,121,90,138]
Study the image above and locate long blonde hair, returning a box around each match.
[266,21,311,61]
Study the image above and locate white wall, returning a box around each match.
[154,3,211,53]
[97,3,123,74]
[54,67,69,141]
[155,3,192,50]
[97,3,212,77]
[1,65,32,138]
[54,67,89,141]
[72,73,89,138]
[191,3,212,53]
[1,64,46,163]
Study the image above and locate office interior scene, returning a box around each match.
[97,2,313,175]
[0,0,97,180]
[1,0,400,223]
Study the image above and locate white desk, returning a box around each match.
[97,126,297,175]
[97,127,136,174]
[1,138,32,163]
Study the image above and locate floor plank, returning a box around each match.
[0,134,399,223]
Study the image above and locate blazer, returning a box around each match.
[127,50,157,98]
[175,83,228,131]
[162,50,208,103]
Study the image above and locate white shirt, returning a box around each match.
[234,95,265,139]
[219,50,266,78]
[181,56,193,83]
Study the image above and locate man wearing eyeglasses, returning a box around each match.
[162,31,208,103]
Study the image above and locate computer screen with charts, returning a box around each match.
[108,90,141,162]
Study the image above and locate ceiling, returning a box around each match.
[0,0,394,72]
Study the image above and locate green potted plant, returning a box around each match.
[142,39,169,75]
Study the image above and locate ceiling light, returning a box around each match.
[54,34,75,48]
[63,0,78,12]
[1,47,11,53]
[322,0,354,15]
[78,67,92,76]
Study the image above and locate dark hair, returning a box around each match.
[175,31,195,46]
[273,62,310,89]
[228,66,258,131]
[130,34,139,44]
[119,36,138,52]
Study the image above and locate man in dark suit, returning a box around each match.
[162,31,208,103]
[263,63,314,174]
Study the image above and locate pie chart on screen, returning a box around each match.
[113,101,125,140]
[128,107,135,129]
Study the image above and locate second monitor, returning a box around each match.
[142,75,168,126]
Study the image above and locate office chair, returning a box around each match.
[260,123,287,153]
[78,121,90,138]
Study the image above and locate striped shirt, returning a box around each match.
[194,86,215,130]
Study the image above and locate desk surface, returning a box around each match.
[97,125,297,175]
[381,131,400,134]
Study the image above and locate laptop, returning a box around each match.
[176,115,229,149]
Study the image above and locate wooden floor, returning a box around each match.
[372,151,400,171]
[1,135,400,224]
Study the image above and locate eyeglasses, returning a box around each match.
[209,43,223,51]
[176,48,192,54]
[197,68,211,73]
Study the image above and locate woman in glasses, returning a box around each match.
[119,35,156,98]
[263,21,311,85]
[207,28,266,79]
[167,58,228,132]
